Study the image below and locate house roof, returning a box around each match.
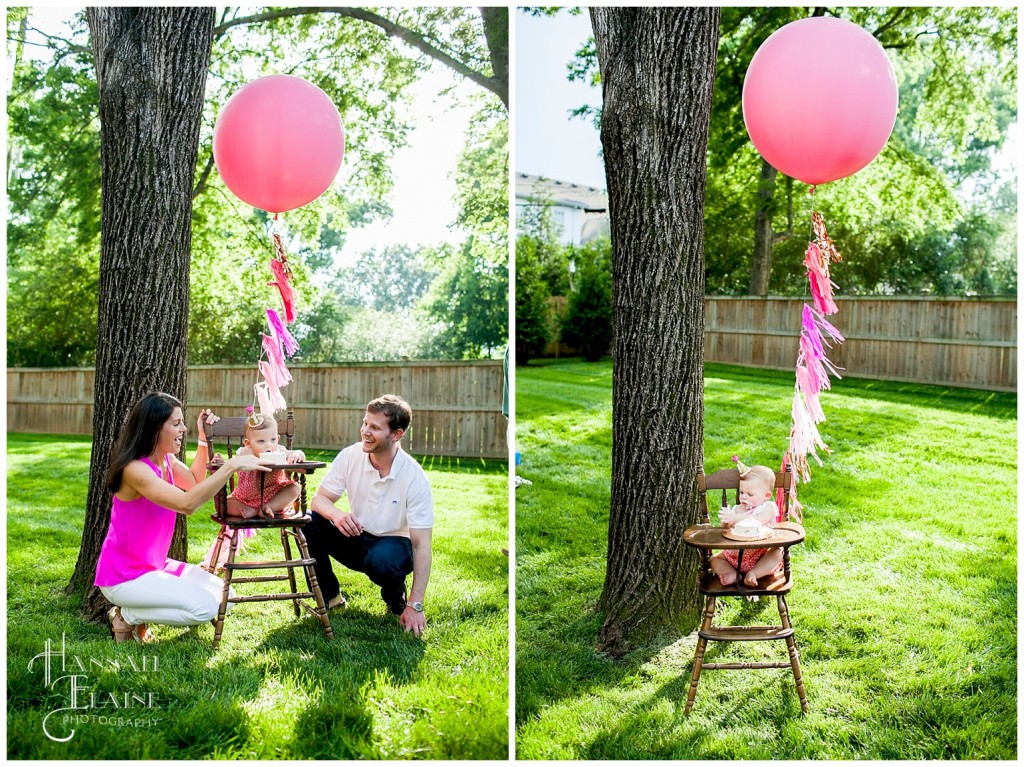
[515,172,608,213]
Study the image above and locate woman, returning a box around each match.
[95,392,270,642]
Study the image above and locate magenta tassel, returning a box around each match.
[267,309,299,357]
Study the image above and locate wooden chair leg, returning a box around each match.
[294,528,334,640]
[203,524,228,575]
[776,595,808,713]
[281,528,301,618]
[212,531,239,650]
[685,596,717,715]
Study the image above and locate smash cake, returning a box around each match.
[724,516,773,541]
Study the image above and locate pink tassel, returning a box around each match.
[269,257,296,323]
[254,382,275,417]
[788,392,830,482]
[259,358,291,391]
[255,375,287,413]
[796,367,826,422]
[262,334,289,378]
[804,243,839,315]
[266,309,299,357]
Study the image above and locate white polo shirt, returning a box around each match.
[318,442,434,537]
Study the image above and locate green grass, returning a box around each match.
[515,358,1016,760]
[7,435,509,760]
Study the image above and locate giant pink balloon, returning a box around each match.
[742,17,898,186]
[213,75,345,213]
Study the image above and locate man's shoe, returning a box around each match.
[386,589,407,616]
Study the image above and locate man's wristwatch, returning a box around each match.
[409,601,424,613]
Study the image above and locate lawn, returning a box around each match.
[515,359,1016,760]
[7,435,509,760]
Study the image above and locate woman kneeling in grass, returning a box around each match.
[95,392,269,643]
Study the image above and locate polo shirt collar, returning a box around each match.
[360,445,407,481]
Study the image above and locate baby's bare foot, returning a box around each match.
[719,571,737,586]
[744,572,759,587]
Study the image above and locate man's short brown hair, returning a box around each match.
[367,394,412,433]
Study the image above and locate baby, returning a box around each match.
[201,413,306,574]
[710,463,783,588]
[227,413,305,519]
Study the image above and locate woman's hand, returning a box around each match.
[229,453,272,473]
[196,408,219,442]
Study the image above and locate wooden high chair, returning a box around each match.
[681,466,809,714]
[202,411,334,649]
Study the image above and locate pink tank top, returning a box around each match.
[94,456,186,587]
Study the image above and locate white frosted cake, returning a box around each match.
[727,517,772,541]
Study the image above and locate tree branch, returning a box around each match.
[212,6,506,106]
[192,152,215,200]
[872,7,907,38]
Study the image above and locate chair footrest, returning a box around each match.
[701,575,792,595]
[229,574,292,584]
[227,559,312,570]
[698,626,794,642]
[703,661,793,670]
[229,592,316,603]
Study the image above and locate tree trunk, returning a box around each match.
[479,7,509,109]
[67,8,215,621]
[749,159,779,296]
[590,7,720,656]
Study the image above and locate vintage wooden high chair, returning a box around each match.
[682,466,809,714]
[202,411,334,649]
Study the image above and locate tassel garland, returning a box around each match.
[783,211,846,520]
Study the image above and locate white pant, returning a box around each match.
[100,563,234,627]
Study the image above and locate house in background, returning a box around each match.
[515,172,610,245]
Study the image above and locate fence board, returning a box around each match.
[7,361,509,459]
[703,297,1015,392]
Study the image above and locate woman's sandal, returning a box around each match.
[108,606,154,644]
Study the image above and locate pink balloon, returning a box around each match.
[213,75,345,213]
[742,17,898,186]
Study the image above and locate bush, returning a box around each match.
[515,237,553,364]
[560,244,613,361]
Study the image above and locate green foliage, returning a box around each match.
[516,359,1016,759]
[514,237,554,364]
[7,435,509,760]
[516,195,573,295]
[7,8,508,367]
[7,10,101,366]
[419,108,509,358]
[559,240,613,361]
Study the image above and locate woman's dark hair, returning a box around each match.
[105,392,182,493]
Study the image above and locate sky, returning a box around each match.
[514,10,605,190]
[15,8,477,268]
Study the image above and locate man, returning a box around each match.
[306,394,433,636]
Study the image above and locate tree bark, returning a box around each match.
[479,7,509,108]
[749,160,779,296]
[67,8,215,621]
[591,7,720,656]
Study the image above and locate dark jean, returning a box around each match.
[304,513,413,609]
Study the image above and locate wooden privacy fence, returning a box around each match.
[7,360,509,459]
[546,296,1015,391]
[704,297,1016,392]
